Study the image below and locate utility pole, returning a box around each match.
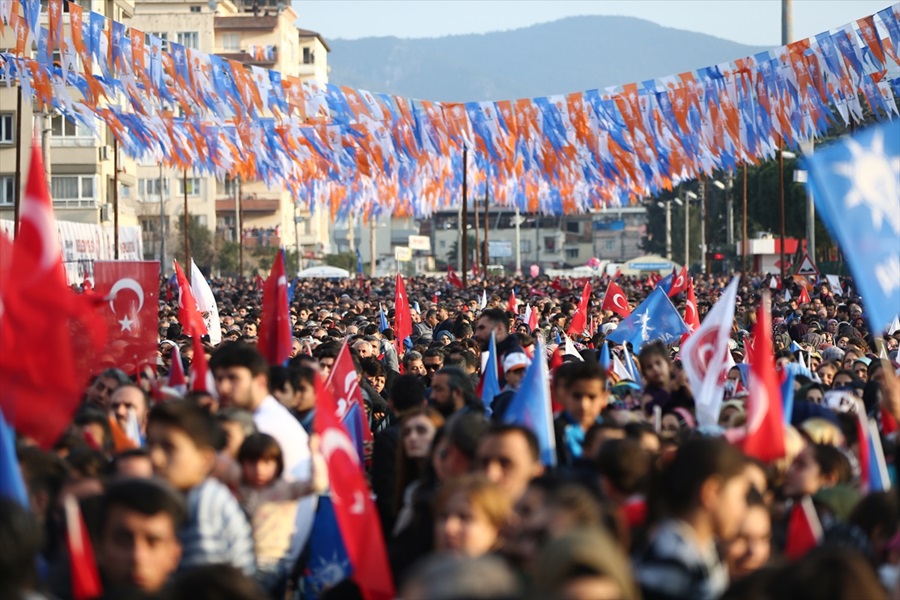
[235,175,243,279]
[514,202,522,276]
[483,176,490,273]
[684,194,690,270]
[742,164,748,277]
[113,139,119,259]
[13,87,22,237]
[665,200,672,261]
[801,139,815,260]
[183,168,191,281]
[159,163,166,272]
[473,182,480,272]
[369,215,377,277]
[700,177,708,274]
[461,147,469,288]
[778,145,786,282]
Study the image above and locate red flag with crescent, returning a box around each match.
[94,261,160,376]
[668,266,689,297]
[566,281,592,336]
[313,374,394,600]
[601,281,631,318]
[0,141,107,449]
[173,260,208,339]
[683,278,701,332]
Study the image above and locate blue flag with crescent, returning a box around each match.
[606,287,689,351]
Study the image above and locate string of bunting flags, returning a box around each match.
[1,1,899,220]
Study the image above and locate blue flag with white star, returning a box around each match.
[605,287,689,351]
[804,121,900,334]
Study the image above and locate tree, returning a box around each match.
[215,240,241,276]
[447,234,476,266]
[324,252,357,273]
[172,215,215,273]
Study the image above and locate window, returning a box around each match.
[148,32,169,52]
[51,175,95,207]
[177,31,199,50]
[302,47,314,64]
[120,184,131,199]
[566,221,580,233]
[519,239,531,254]
[544,237,556,252]
[0,113,13,144]
[566,248,579,259]
[605,239,616,252]
[179,177,201,196]
[195,214,208,228]
[138,178,168,198]
[0,176,14,205]
[190,5,201,12]
[222,33,240,51]
[51,114,90,138]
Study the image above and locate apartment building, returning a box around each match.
[0,0,138,230]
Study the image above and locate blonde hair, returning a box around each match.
[800,418,846,448]
[434,474,512,532]
[770,425,807,485]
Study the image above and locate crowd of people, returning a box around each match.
[3,270,900,600]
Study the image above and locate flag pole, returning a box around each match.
[113,138,119,259]
[183,168,191,281]
[483,168,490,274]
[13,86,22,238]
[742,163,748,277]
[461,147,469,288]
[473,173,480,272]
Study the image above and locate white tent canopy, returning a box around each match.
[297,266,351,279]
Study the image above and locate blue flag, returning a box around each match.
[804,120,900,334]
[356,247,363,276]
[624,344,643,386]
[0,409,27,506]
[606,287,690,351]
[657,270,675,295]
[341,402,366,467]
[598,341,611,372]
[379,303,389,333]
[502,342,556,467]
[300,496,352,599]
[481,331,502,417]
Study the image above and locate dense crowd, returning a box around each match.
[3,271,900,600]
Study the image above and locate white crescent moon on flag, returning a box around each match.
[108,278,145,314]
[613,293,627,310]
[673,274,684,290]
[686,301,697,323]
[19,194,60,272]
[321,428,360,467]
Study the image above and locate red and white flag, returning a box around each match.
[258,249,292,366]
[682,277,739,426]
[313,375,394,600]
[742,291,786,463]
[167,344,187,394]
[508,290,518,314]
[784,496,823,560]
[326,340,372,446]
[566,281,592,337]
[394,274,412,355]
[94,261,160,376]
[188,335,216,397]
[527,304,539,331]
[798,286,811,305]
[0,141,106,448]
[173,260,207,339]
[447,265,464,289]
[668,266,689,297]
[683,278,701,332]
[64,495,103,600]
[601,281,631,318]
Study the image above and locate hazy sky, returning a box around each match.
[293,0,889,46]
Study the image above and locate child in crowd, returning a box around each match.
[553,361,609,466]
[233,433,328,595]
[639,341,693,414]
[145,401,256,575]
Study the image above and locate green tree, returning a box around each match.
[173,215,215,273]
[215,240,241,276]
[447,234,476,265]
[324,252,357,272]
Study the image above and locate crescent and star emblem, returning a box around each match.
[107,278,145,332]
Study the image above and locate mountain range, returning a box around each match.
[323,16,771,102]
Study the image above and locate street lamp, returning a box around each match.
[779,150,796,282]
[684,191,697,270]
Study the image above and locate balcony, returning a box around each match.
[216,195,280,214]
[217,227,281,249]
[217,45,278,67]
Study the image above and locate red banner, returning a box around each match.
[94,261,160,376]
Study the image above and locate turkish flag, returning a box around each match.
[601,281,631,318]
[188,334,215,396]
[447,265,464,289]
[325,341,372,446]
[258,249,292,366]
[393,274,412,355]
[173,260,208,339]
[528,304,539,331]
[313,375,394,600]
[742,291,786,463]
[784,496,823,560]
[566,282,592,336]
[94,261,160,376]
[508,290,518,314]
[683,278,701,331]
[64,495,103,600]
[668,266,689,297]
[798,286,811,305]
[0,142,106,449]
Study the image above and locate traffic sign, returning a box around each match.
[794,253,819,277]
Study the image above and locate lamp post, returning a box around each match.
[779,149,796,282]
[683,191,698,269]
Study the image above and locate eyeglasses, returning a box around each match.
[425,363,442,371]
